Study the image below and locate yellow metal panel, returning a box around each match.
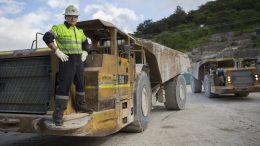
[110,28,118,55]
[117,99,134,128]
[83,109,118,135]
[117,57,132,100]
[99,55,117,74]
[0,51,12,55]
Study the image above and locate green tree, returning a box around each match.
[135,19,153,35]
[134,0,260,52]
[168,6,188,28]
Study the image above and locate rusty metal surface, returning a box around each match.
[136,39,190,84]
[189,47,260,63]
[0,110,120,137]
[212,85,260,94]
[77,19,135,43]
[0,48,51,59]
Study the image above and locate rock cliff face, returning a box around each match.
[188,32,260,63]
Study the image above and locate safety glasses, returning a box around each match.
[66,15,78,19]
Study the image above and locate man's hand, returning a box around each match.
[81,51,88,62]
[55,49,69,62]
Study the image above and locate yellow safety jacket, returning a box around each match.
[50,24,86,54]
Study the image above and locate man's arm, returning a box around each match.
[81,39,89,62]
[82,39,90,52]
[43,32,58,52]
[46,42,59,52]
[43,31,69,62]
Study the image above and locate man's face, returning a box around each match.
[65,15,78,26]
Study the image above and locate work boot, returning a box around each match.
[53,98,68,126]
[75,93,93,114]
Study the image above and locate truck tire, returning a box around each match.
[190,76,202,93]
[203,74,217,98]
[123,71,152,132]
[164,75,186,110]
[235,92,249,97]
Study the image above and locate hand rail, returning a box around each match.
[31,32,44,49]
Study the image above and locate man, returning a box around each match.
[43,5,92,126]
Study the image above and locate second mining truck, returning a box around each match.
[0,19,190,136]
[189,48,260,98]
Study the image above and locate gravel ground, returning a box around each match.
[0,86,260,146]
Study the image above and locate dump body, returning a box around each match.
[136,39,190,86]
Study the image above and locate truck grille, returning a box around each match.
[231,70,254,86]
[257,64,260,74]
[0,56,52,114]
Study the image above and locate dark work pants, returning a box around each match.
[56,54,84,97]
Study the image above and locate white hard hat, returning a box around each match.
[64,5,79,16]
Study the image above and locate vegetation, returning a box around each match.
[134,0,260,52]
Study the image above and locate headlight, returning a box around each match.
[255,75,259,81]
[227,76,231,83]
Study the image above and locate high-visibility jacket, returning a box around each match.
[50,24,86,54]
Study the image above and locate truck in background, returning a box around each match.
[189,47,260,98]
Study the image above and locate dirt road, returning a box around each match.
[0,86,260,146]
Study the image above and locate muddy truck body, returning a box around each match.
[0,19,190,136]
[189,48,260,98]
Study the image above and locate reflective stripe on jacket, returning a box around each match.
[50,24,86,54]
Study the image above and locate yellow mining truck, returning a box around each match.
[0,19,190,136]
[189,48,260,98]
